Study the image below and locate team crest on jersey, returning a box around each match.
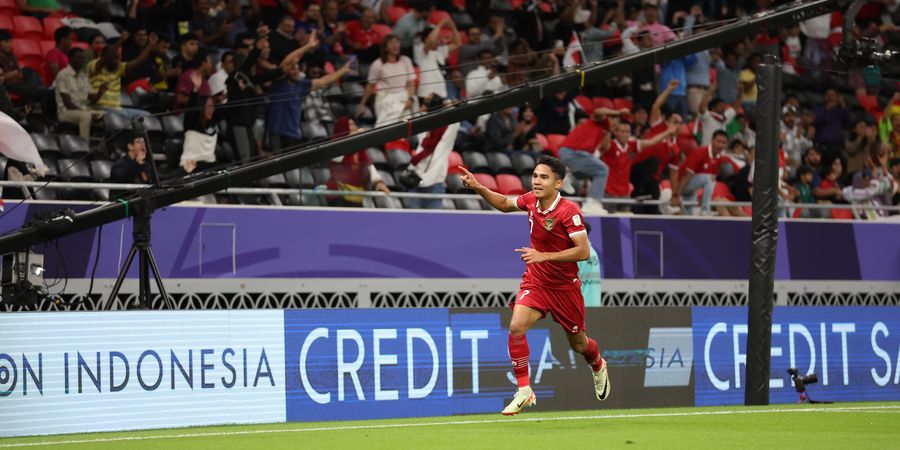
[543,218,555,231]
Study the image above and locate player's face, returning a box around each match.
[531,164,562,200]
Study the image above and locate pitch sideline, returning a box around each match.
[1,405,899,448]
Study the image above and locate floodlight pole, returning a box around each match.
[745,54,782,406]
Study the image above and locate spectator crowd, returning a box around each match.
[0,0,898,218]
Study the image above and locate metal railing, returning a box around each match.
[1,180,899,216]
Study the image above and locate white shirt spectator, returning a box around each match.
[699,108,736,146]
[368,55,416,94]
[465,65,505,98]
[413,122,460,187]
[800,15,830,39]
[414,42,449,98]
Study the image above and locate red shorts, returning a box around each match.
[512,284,586,335]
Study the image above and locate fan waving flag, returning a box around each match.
[562,31,584,68]
[0,111,46,173]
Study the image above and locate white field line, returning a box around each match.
[1,405,899,448]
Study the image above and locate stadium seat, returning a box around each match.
[511,152,534,175]
[534,133,549,151]
[473,173,498,191]
[0,0,19,16]
[447,151,464,174]
[592,97,614,111]
[450,11,474,29]
[58,134,90,158]
[442,198,456,210]
[386,148,412,171]
[486,152,514,174]
[160,114,184,137]
[40,157,59,180]
[57,158,92,182]
[42,16,63,40]
[301,121,328,141]
[12,15,43,40]
[386,5,408,24]
[312,166,330,186]
[375,195,403,209]
[163,138,183,169]
[90,160,112,181]
[31,133,61,157]
[428,9,450,25]
[384,138,410,152]
[39,39,53,56]
[377,170,397,190]
[0,15,12,32]
[31,186,56,200]
[462,151,490,173]
[613,98,633,111]
[299,167,317,188]
[371,24,392,43]
[445,172,467,193]
[366,147,388,170]
[545,134,566,157]
[282,168,302,188]
[574,95,594,113]
[329,101,347,118]
[520,174,532,191]
[496,174,526,195]
[453,198,482,210]
[259,173,288,188]
[12,38,42,67]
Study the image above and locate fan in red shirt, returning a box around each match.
[459,155,610,416]
[601,121,677,212]
[673,130,729,214]
[344,7,383,63]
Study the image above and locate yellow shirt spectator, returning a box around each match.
[89,60,126,109]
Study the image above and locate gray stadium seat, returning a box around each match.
[367,148,388,170]
[312,167,330,186]
[442,198,456,210]
[91,160,113,201]
[32,133,61,157]
[511,153,535,175]
[378,170,397,190]
[57,159,92,182]
[301,121,329,141]
[387,149,412,171]
[161,115,184,137]
[446,173,468,193]
[520,174,532,191]
[462,151,490,173]
[486,152,515,174]
[259,173,288,188]
[454,198,482,210]
[374,195,404,209]
[40,157,59,180]
[299,167,316,188]
[59,134,90,158]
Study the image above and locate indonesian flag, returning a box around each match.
[563,31,584,68]
[0,111,46,174]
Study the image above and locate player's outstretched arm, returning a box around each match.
[459,166,520,212]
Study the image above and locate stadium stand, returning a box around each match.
[0,0,896,218]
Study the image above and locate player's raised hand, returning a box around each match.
[515,247,547,264]
[459,166,482,190]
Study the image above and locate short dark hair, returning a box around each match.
[478,49,494,59]
[179,33,198,45]
[536,155,566,179]
[712,130,728,140]
[127,131,144,145]
[796,165,813,178]
[54,26,72,44]
[67,47,84,59]
[729,138,745,150]
[0,29,11,41]
[708,97,725,110]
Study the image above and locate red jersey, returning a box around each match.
[679,145,721,178]
[560,119,609,153]
[603,138,639,196]
[635,120,680,181]
[515,192,587,290]
[345,20,383,50]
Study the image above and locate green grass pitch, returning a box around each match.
[2,402,898,449]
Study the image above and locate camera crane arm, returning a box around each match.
[0,0,855,254]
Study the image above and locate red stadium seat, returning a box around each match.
[384,139,410,152]
[370,23,392,43]
[830,208,854,220]
[613,97,633,111]
[0,14,13,31]
[496,174,526,195]
[473,173,498,192]
[387,5,408,24]
[592,97,614,111]
[546,134,567,157]
[857,94,880,115]
[39,39,54,56]
[448,151,465,174]
[12,38,43,67]
[12,15,43,40]
[535,133,549,151]
[428,9,450,25]
[42,16,63,41]
[0,0,19,16]
[574,95,594,113]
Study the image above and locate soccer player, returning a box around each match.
[459,156,610,416]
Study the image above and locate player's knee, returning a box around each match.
[569,340,587,353]
[508,321,528,336]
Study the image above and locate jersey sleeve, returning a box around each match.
[515,191,534,211]
[562,204,587,238]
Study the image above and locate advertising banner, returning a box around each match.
[693,307,900,405]
[0,311,286,437]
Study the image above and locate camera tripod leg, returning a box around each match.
[144,248,174,309]
[106,245,139,311]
